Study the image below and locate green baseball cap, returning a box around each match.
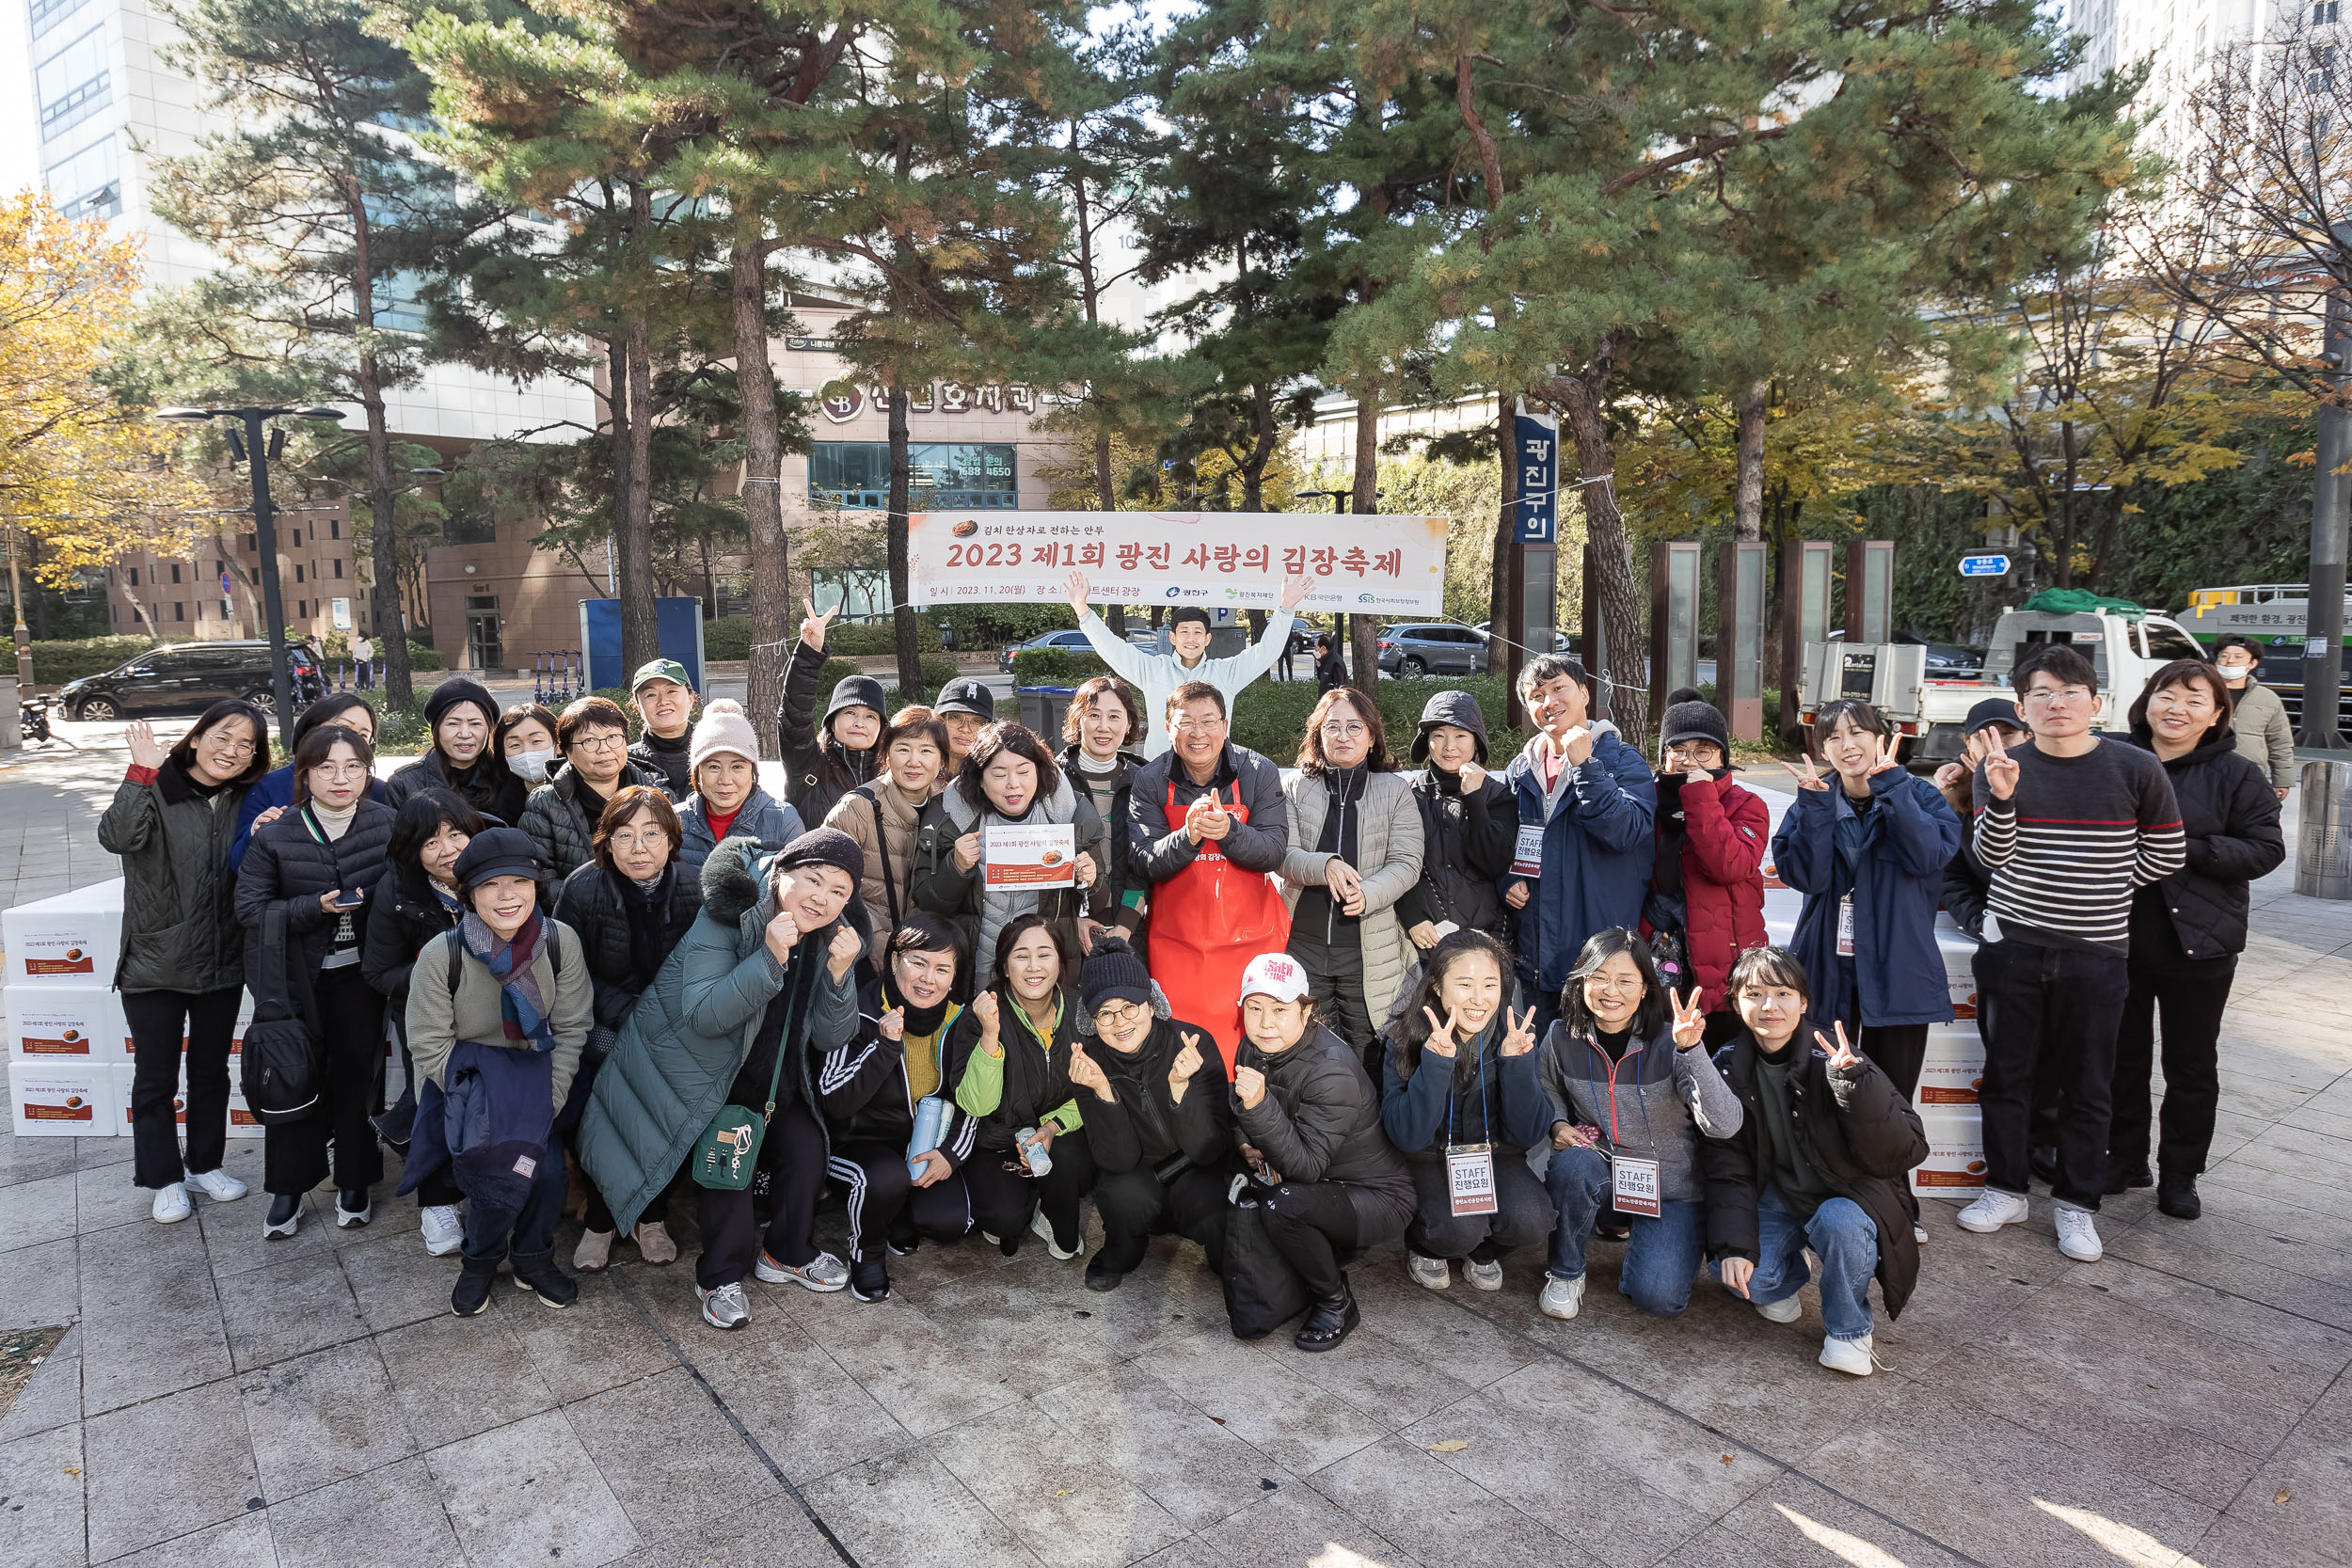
[630,657,693,693]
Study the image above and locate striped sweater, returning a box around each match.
[1972,740,2185,953]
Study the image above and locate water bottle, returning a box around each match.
[907,1095,950,1180]
[1015,1125,1054,1178]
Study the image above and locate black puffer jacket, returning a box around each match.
[521,762,649,884]
[97,759,250,994]
[553,860,704,1053]
[360,860,462,1047]
[778,638,877,830]
[1395,766,1517,941]
[1701,1034,1928,1318]
[1073,991,1235,1175]
[628,731,693,800]
[234,800,397,973]
[2125,728,2285,959]
[1232,1024,1413,1236]
[386,746,527,827]
[1057,743,1151,936]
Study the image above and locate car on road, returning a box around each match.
[999,626,1104,673]
[1376,623,1489,677]
[1473,621,1573,656]
[56,641,326,722]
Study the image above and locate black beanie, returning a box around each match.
[1080,934,1152,1012]
[825,674,888,726]
[776,825,865,886]
[423,677,498,734]
[1659,700,1729,754]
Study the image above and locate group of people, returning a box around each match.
[93,590,2282,1370]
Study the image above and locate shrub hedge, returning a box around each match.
[1010,647,1113,686]
[701,615,944,662]
[29,636,159,684]
[1231,673,1527,767]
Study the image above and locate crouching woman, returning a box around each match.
[400,828,595,1317]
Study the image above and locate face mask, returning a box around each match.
[2217,662,2252,678]
[510,748,555,784]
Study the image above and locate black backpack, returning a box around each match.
[240,903,324,1124]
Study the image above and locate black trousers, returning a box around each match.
[1288,928,1373,1056]
[1974,937,2130,1210]
[2111,953,2236,1178]
[122,987,242,1190]
[461,1142,566,1266]
[829,1140,973,1262]
[263,965,386,1197]
[695,1098,827,1290]
[1839,977,1930,1102]
[1405,1153,1553,1264]
[964,1127,1097,1253]
[1260,1180,1361,1302]
[1091,1164,1232,1275]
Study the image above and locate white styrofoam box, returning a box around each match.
[6,986,122,1061]
[1917,1024,1985,1106]
[1911,1106,1987,1194]
[223,1091,267,1139]
[0,878,123,986]
[8,1060,122,1135]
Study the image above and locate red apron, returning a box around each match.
[1152,780,1292,1069]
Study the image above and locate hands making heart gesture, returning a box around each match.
[1168,1032,1205,1103]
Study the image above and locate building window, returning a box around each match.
[294,564,305,582]
[30,0,91,41]
[809,441,1017,511]
[374,271,430,334]
[332,560,343,578]
[291,529,300,546]
[811,568,895,623]
[444,510,495,546]
[298,600,308,617]
[174,603,184,621]
[2319,1,2341,23]
[36,25,110,141]
[169,563,181,583]
[43,133,118,221]
[244,533,257,552]
[329,519,340,540]
[126,567,137,586]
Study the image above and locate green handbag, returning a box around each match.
[690,980,798,1191]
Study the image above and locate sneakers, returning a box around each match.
[1819,1333,1878,1376]
[850,1257,891,1303]
[2054,1202,2103,1262]
[1955,1188,2029,1234]
[573,1228,615,1273]
[1913,1224,1928,1244]
[263,1193,302,1239]
[1538,1273,1586,1321]
[1083,1259,1123,1293]
[151,1182,192,1225]
[184,1168,246,1202]
[1029,1208,1084,1261]
[420,1205,465,1258]
[755,1250,850,1291]
[698,1282,752,1330]
[632,1221,678,1265]
[1754,1292,1804,1324]
[451,1260,497,1317]
[2157,1171,2201,1220]
[509,1255,579,1308]
[335,1188,373,1228]
[1464,1259,1503,1293]
[1407,1253,1451,1291]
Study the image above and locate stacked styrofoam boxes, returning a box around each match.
[5,880,128,1135]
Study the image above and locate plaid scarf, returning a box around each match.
[460,911,556,1053]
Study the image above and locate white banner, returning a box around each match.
[907,510,1450,614]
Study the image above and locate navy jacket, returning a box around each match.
[1771,771,1962,1028]
[1379,1031,1552,1159]
[1501,728,1657,997]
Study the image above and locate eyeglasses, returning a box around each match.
[2023,686,2091,705]
[1583,974,1645,995]
[1174,718,1224,734]
[1320,721,1368,740]
[1093,1001,1147,1028]
[311,763,370,782]
[573,733,629,752]
[205,736,259,758]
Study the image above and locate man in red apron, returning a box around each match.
[1128,682,1293,1068]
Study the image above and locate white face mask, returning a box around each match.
[510,748,555,784]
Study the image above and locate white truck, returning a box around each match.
[1797,604,2210,768]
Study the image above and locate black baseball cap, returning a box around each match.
[1963,698,2025,736]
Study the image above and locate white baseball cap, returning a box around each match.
[1239,951,1311,1005]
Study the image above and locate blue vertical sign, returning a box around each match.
[1515,406,1558,543]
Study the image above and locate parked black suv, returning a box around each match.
[58,641,326,722]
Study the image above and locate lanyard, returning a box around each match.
[1582,1033,1654,1153]
[1444,1022,1494,1147]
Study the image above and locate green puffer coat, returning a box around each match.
[96,760,251,994]
[574,836,862,1235]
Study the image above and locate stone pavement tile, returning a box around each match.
[2106,1215,2352,1329]
[73,1138,134,1175]
[263,1455,462,1568]
[2204,1154,2352,1226]
[1125,1539,1234,1568]
[929,1397,1189,1568]
[76,1222,231,1415]
[897,1243,1213,1366]
[215,1247,370,1372]
[2283,1096,2352,1145]
[199,1190,336,1281]
[0,1171,78,1254]
[506,1277,675,1404]
[239,1339,415,1502]
[0,1324,81,1442]
[425,1408,642,1568]
[0,1234,81,1328]
[795,1291,1023,1439]
[2052,1255,2352,1371]
[83,1377,259,1564]
[0,1127,80,1191]
[334,1224,459,1332]
[2228,1122,2352,1188]
[2214,1074,2324,1123]
[1131,1332,1391,1478]
[564,1367,781,1544]
[375,1312,556,1447]
[1033,1366,1301,1532]
[1191,1476,1417,1568]
[1311,1433,1597,1568]
[802,1448,1046,1568]
[1792,1381,2217,1568]
[1716,1471,1980,1568]
[103,1512,275,1568]
[2190,1380,2352,1568]
[0,1421,85,1568]
[1336,1262,1546,1389]
[605,1508,842,1568]
[74,1165,156,1235]
[1255,1313,1482,1431]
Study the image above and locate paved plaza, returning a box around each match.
[1,722,2347,1568]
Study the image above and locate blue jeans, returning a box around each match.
[1711,1187,1879,1341]
[1544,1145,1706,1316]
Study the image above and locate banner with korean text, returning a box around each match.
[907,511,1450,613]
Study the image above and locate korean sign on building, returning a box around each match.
[818,382,1041,424]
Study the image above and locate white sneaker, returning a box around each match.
[1465,1259,1503,1293]
[1407,1253,1451,1291]
[755,1250,850,1291]
[1913,1224,1928,1243]
[1754,1293,1804,1324]
[151,1182,192,1224]
[420,1205,464,1258]
[1820,1333,1878,1376]
[697,1282,751,1330]
[1955,1189,2029,1234]
[184,1168,246,1202]
[1538,1273,1585,1321]
[2054,1203,2104,1262]
[1029,1209,1084,1261]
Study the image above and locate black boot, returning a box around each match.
[850,1255,890,1303]
[1084,1259,1124,1293]
[2103,1160,2153,1196]
[2156,1171,2201,1220]
[451,1256,499,1317]
[509,1250,578,1308]
[263,1193,301,1240]
[1294,1277,1360,1354]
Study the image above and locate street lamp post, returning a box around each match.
[156,404,346,747]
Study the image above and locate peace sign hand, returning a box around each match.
[1668,987,1708,1051]
[1781,755,1831,793]
[799,597,838,652]
[1867,733,1904,777]
[1815,1020,1866,1074]
[1422,1006,1463,1058]
[1982,736,2020,801]
[1499,1006,1537,1057]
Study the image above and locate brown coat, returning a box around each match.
[825,774,934,954]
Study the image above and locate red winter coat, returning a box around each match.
[1648,774,1769,1011]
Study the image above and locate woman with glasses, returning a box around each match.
[102,702,272,1225]
[520,696,649,883]
[230,691,383,871]
[1279,689,1424,1061]
[236,722,398,1239]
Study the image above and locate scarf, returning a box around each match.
[428,877,464,917]
[460,911,557,1053]
[883,974,958,1101]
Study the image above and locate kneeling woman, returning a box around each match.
[1379,931,1551,1293]
[1231,953,1413,1352]
[401,829,595,1314]
[820,913,976,1301]
[578,829,866,1331]
[1534,927,1742,1321]
[944,914,1094,1259]
[1067,936,1234,1293]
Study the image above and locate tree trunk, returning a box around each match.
[888,388,922,698]
[733,240,789,758]
[1095,429,1122,639]
[617,193,660,675]
[1544,363,1648,748]
[1733,378,1768,543]
[1350,388,1381,702]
